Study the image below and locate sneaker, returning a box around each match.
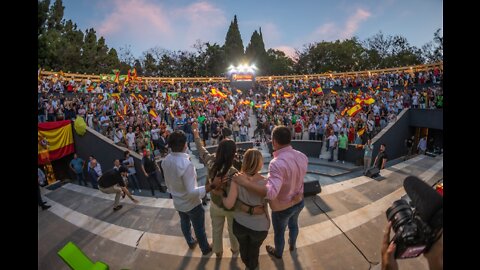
[113,205,123,211]
[41,204,51,210]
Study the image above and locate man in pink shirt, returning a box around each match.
[234,126,308,259]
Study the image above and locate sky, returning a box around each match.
[61,0,443,59]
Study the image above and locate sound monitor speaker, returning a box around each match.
[366,167,380,178]
[304,181,321,196]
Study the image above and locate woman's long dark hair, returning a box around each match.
[211,139,236,179]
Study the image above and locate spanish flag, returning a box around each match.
[357,127,366,136]
[169,110,175,119]
[149,109,158,119]
[340,107,348,116]
[38,120,74,165]
[364,97,375,105]
[236,89,242,94]
[347,104,362,117]
[130,93,138,101]
[331,90,338,95]
[138,94,144,102]
[283,92,293,98]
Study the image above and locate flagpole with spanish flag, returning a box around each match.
[38,120,75,184]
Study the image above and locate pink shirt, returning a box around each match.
[266,145,308,206]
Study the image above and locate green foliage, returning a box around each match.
[245,28,267,75]
[224,15,244,65]
[265,49,294,75]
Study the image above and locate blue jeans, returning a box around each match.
[76,172,88,186]
[178,204,210,254]
[38,114,46,123]
[271,199,305,257]
[128,173,140,192]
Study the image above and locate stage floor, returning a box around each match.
[38,154,442,270]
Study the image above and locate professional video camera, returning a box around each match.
[385,176,443,259]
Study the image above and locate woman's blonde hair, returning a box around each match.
[241,149,264,176]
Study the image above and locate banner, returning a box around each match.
[38,120,74,165]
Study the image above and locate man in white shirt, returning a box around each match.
[161,130,220,256]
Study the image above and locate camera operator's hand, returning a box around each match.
[381,222,398,270]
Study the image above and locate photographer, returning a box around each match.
[382,223,443,270]
[381,176,443,270]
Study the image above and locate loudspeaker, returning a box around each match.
[304,181,321,196]
[366,167,380,178]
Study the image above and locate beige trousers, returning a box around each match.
[209,202,239,253]
[99,184,123,207]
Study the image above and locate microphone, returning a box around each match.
[403,176,443,230]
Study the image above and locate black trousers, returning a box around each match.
[338,148,347,161]
[146,172,164,196]
[233,219,268,270]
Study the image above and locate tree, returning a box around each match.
[133,59,143,76]
[57,20,84,72]
[106,48,121,72]
[95,37,110,73]
[38,0,51,35]
[118,45,135,73]
[81,28,98,73]
[265,49,294,75]
[224,15,244,65]
[245,28,267,75]
[422,28,443,63]
[47,0,64,31]
[142,52,157,76]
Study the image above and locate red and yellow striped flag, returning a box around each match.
[340,107,348,116]
[169,110,175,119]
[38,120,74,165]
[137,94,144,102]
[149,109,158,119]
[357,127,366,136]
[347,104,362,117]
[331,90,338,95]
[236,89,242,94]
[283,92,293,98]
[130,93,138,101]
[116,110,124,121]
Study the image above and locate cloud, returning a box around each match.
[310,8,371,42]
[173,1,227,48]
[97,0,172,41]
[94,0,227,56]
[261,22,281,47]
[274,46,297,60]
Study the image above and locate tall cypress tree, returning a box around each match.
[224,15,244,65]
[245,27,267,74]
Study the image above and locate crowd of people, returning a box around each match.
[37,67,443,160]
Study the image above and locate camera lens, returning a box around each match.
[386,199,413,232]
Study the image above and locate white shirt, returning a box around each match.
[126,132,136,147]
[161,152,206,212]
